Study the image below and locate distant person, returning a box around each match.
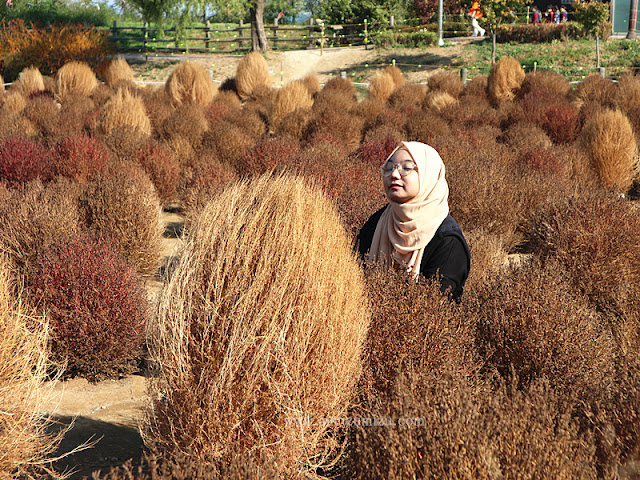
[546,6,554,22]
[357,142,471,301]
[554,5,561,24]
[5,0,12,8]
[468,0,486,37]
[560,6,568,22]
[532,6,541,24]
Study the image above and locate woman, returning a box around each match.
[468,0,486,37]
[357,142,470,300]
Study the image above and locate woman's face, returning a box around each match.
[382,148,420,204]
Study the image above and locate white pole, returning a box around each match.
[438,0,444,46]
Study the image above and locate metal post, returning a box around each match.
[596,34,601,69]
[205,20,210,50]
[238,19,243,49]
[598,67,606,78]
[143,21,148,61]
[364,19,368,49]
[438,0,444,46]
[321,23,325,55]
[390,15,395,28]
[460,67,467,83]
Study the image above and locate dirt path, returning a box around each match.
[127,42,474,86]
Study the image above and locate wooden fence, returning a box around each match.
[107,20,369,54]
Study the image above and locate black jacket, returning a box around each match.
[356,207,471,300]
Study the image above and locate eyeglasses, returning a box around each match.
[381,161,417,177]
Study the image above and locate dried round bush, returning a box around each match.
[78,166,163,275]
[404,109,451,144]
[358,97,387,132]
[0,113,38,142]
[517,70,572,100]
[136,140,181,205]
[579,109,638,193]
[344,371,598,480]
[423,90,457,112]
[0,137,53,188]
[350,135,399,167]
[53,133,111,183]
[43,94,96,142]
[165,61,217,107]
[55,61,98,99]
[141,87,175,136]
[0,178,81,277]
[575,73,616,109]
[28,233,148,380]
[614,73,640,115]
[368,72,396,103]
[161,103,209,148]
[225,106,268,141]
[542,102,581,144]
[383,65,405,87]
[463,74,488,99]
[487,56,525,105]
[323,76,357,97]
[313,86,357,114]
[359,265,477,403]
[12,66,45,97]
[273,107,313,140]
[0,257,62,479]
[506,89,566,129]
[104,57,135,87]
[180,152,237,217]
[501,122,553,153]
[363,124,404,144]
[100,126,150,164]
[464,228,508,287]
[439,95,500,128]
[0,73,4,94]
[270,80,314,130]
[306,108,364,153]
[2,91,27,114]
[98,89,152,137]
[388,83,428,109]
[299,74,320,96]
[144,174,370,474]
[23,95,59,132]
[235,52,272,100]
[211,89,242,110]
[235,136,301,177]
[200,120,255,166]
[530,190,640,330]
[470,259,616,399]
[428,71,464,98]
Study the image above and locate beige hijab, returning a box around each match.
[369,141,449,280]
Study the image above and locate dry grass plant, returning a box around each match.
[404,109,451,144]
[0,114,38,142]
[0,179,81,275]
[0,257,65,480]
[383,65,405,87]
[387,83,427,108]
[579,108,638,192]
[2,92,27,114]
[104,57,135,87]
[463,74,488,99]
[165,61,217,107]
[98,88,152,138]
[517,70,572,100]
[501,122,553,153]
[270,80,314,131]
[144,174,370,475]
[78,166,163,275]
[487,56,525,105]
[368,72,396,103]
[299,74,320,96]
[575,73,617,109]
[427,72,464,98]
[161,103,209,147]
[235,52,272,101]
[422,90,457,112]
[13,67,46,97]
[55,61,98,100]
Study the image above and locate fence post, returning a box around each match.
[596,34,601,69]
[321,22,325,55]
[205,20,211,50]
[390,15,395,28]
[364,19,368,49]
[143,21,148,61]
[111,20,118,50]
[238,20,243,49]
[598,67,605,78]
[460,67,467,83]
[273,18,278,49]
[173,26,179,50]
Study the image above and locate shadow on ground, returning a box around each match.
[51,415,145,479]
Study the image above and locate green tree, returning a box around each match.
[318,0,409,27]
[479,0,530,63]
[572,0,610,37]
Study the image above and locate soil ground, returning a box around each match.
[41,43,483,478]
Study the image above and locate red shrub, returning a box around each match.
[542,102,581,144]
[205,101,235,125]
[53,134,111,183]
[28,233,148,380]
[136,141,181,205]
[235,136,301,177]
[520,148,566,176]
[350,136,399,167]
[0,137,53,188]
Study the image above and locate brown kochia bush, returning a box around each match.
[165,61,217,107]
[530,191,640,344]
[0,257,62,479]
[104,56,135,87]
[55,61,98,99]
[428,71,464,98]
[487,56,525,105]
[98,89,152,138]
[368,72,396,103]
[470,260,615,399]
[235,52,272,101]
[28,234,148,380]
[79,166,163,275]
[270,80,313,131]
[12,66,46,97]
[0,179,81,275]
[579,109,638,193]
[143,174,370,474]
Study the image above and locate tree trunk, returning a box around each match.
[250,0,269,52]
